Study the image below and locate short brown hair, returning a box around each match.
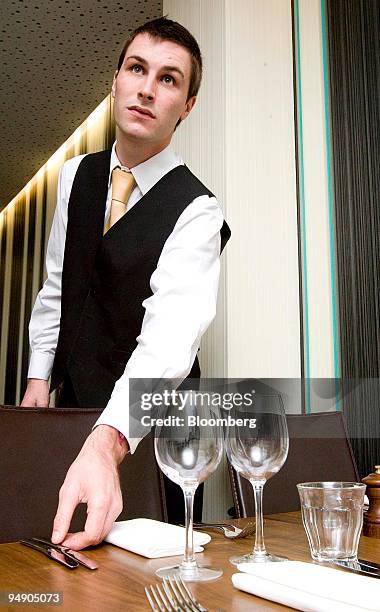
[117,17,202,100]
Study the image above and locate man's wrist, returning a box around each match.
[26,378,49,387]
[89,425,130,464]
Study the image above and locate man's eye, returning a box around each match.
[162,74,175,84]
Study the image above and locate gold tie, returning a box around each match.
[104,167,135,234]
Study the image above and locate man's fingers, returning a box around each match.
[60,499,122,551]
[20,399,31,408]
[97,500,123,546]
[51,484,79,544]
[20,393,37,407]
[60,501,107,550]
[61,495,122,550]
[60,531,93,550]
[20,380,50,408]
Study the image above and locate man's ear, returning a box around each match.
[111,70,119,98]
[180,96,197,121]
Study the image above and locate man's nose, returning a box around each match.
[138,77,155,101]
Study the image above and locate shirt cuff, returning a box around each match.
[93,387,142,454]
[27,351,55,380]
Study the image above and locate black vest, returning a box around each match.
[50,150,231,406]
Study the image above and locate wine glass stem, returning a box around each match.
[182,486,197,569]
[251,481,267,556]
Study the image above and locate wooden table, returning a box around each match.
[0,514,379,611]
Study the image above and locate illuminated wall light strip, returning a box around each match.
[0,95,112,218]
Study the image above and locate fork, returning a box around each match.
[192,521,255,539]
[145,575,208,612]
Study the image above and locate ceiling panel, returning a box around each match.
[0,0,162,209]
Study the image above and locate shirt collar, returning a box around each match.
[109,141,183,195]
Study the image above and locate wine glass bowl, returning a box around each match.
[155,432,222,490]
[228,413,288,482]
[225,394,289,565]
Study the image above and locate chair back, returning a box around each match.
[228,411,359,517]
[0,406,166,543]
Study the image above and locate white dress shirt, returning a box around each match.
[28,142,223,452]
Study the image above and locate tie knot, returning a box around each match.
[111,167,135,204]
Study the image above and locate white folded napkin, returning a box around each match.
[105,518,211,558]
[232,560,380,612]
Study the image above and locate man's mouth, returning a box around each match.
[127,105,155,119]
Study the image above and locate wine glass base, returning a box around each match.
[156,564,223,582]
[230,552,288,566]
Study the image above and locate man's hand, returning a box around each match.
[51,425,129,550]
[20,379,50,408]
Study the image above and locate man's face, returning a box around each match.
[112,33,196,148]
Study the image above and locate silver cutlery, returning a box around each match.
[358,558,380,571]
[192,522,255,539]
[31,537,98,570]
[145,582,167,611]
[145,575,208,612]
[332,559,380,578]
[20,539,78,569]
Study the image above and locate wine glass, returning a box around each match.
[224,393,289,565]
[154,395,224,581]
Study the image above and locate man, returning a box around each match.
[21,17,230,550]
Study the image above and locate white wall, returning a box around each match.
[225,0,300,378]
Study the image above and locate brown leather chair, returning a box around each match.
[0,406,167,543]
[228,411,360,517]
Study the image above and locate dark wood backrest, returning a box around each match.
[0,406,167,543]
[228,411,360,517]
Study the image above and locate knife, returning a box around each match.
[31,538,98,570]
[20,540,78,569]
[333,559,380,579]
[358,558,380,572]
